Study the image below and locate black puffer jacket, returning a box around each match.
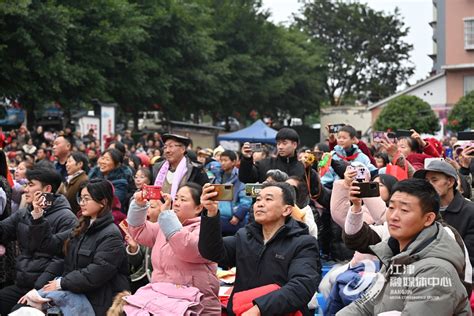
[238,154,305,184]
[199,212,321,316]
[30,212,130,316]
[0,194,77,289]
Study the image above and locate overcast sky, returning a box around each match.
[261,0,433,87]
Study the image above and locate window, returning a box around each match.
[465,76,474,95]
[465,18,474,50]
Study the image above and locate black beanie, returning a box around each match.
[276,128,299,144]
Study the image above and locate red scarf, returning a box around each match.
[335,152,359,161]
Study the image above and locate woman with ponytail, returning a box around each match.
[26,179,130,315]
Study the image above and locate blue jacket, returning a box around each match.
[321,145,376,187]
[212,168,251,234]
[38,289,95,316]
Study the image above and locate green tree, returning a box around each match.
[206,0,325,126]
[0,0,150,125]
[373,95,439,133]
[448,91,474,131]
[296,0,414,105]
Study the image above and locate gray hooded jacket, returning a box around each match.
[338,222,471,315]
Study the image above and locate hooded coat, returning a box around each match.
[338,222,471,315]
[0,194,77,289]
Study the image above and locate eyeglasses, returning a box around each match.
[77,196,94,205]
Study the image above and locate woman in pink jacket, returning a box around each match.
[127,182,220,315]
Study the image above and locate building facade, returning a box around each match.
[370,0,474,131]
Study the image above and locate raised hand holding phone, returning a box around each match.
[31,191,45,219]
[349,182,362,212]
[201,184,219,217]
[344,166,357,187]
[241,142,252,158]
[133,191,147,207]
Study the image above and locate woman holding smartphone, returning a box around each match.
[126,183,220,315]
[27,179,130,315]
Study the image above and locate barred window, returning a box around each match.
[465,18,474,50]
[465,76,474,96]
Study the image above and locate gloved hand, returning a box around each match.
[158,210,183,240]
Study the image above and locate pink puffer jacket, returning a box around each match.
[129,217,221,315]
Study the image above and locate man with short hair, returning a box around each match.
[122,130,135,150]
[413,160,474,270]
[212,150,251,236]
[339,178,470,315]
[53,136,72,182]
[0,166,77,315]
[151,134,209,198]
[199,182,321,316]
[239,128,305,183]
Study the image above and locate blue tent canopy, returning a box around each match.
[217,119,277,144]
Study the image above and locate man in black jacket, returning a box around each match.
[414,159,474,277]
[239,128,305,183]
[151,134,209,197]
[0,166,78,315]
[199,182,321,316]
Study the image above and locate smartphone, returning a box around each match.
[458,131,474,141]
[142,185,162,200]
[119,219,129,233]
[355,167,367,182]
[328,124,345,134]
[396,129,413,138]
[245,183,263,198]
[372,131,385,142]
[249,143,263,152]
[212,184,234,201]
[386,132,397,141]
[40,193,54,208]
[354,182,380,198]
[424,157,445,169]
[445,147,453,159]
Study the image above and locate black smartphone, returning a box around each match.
[354,182,380,198]
[386,132,397,141]
[249,143,263,152]
[40,193,54,208]
[458,131,474,141]
[328,124,346,134]
[396,129,413,138]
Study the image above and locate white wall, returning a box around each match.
[408,75,447,105]
[320,106,372,142]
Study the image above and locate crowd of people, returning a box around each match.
[0,123,472,315]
